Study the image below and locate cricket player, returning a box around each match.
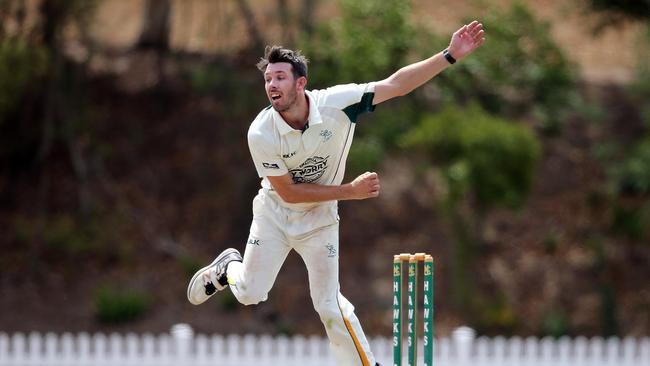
[188,21,485,365]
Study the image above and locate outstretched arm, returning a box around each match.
[373,20,485,105]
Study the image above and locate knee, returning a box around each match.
[313,298,340,320]
[235,290,267,306]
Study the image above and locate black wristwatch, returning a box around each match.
[443,48,457,64]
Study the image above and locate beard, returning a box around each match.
[271,86,299,112]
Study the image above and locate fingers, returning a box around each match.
[474,33,486,48]
[369,183,380,197]
[359,171,380,198]
[470,26,483,38]
[363,171,378,178]
[467,20,480,32]
[460,20,483,39]
[463,21,485,48]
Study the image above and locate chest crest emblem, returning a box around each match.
[319,129,333,142]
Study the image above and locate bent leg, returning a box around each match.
[293,224,376,366]
[227,200,291,306]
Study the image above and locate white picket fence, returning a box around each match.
[1,324,649,366]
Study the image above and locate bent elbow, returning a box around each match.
[282,195,300,204]
[275,190,299,204]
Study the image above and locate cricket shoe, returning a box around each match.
[187,248,242,305]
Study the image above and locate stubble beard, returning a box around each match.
[272,87,298,113]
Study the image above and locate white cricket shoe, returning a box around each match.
[187,248,242,305]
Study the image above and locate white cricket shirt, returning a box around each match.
[247,83,376,211]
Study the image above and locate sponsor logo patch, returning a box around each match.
[262,162,280,169]
[290,156,329,183]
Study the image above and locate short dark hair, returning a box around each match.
[256,45,308,79]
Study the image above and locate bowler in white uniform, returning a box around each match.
[188,21,485,366]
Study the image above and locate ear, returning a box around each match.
[296,76,307,92]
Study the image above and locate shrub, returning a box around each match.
[434,3,577,134]
[614,139,650,196]
[0,38,48,123]
[400,104,541,210]
[541,309,570,338]
[301,0,416,88]
[346,136,384,176]
[95,287,150,324]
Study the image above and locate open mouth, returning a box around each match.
[270,92,281,101]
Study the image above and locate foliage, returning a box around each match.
[610,203,650,240]
[630,28,650,130]
[400,104,541,210]
[178,255,203,278]
[217,290,240,312]
[95,287,151,324]
[400,104,541,317]
[541,309,570,338]
[301,0,426,174]
[346,136,384,175]
[587,236,621,336]
[12,212,133,264]
[0,38,48,124]
[472,294,519,336]
[613,139,650,196]
[604,28,650,242]
[300,0,416,88]
[435,3,577,135]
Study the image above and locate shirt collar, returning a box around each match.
[273,90,322,136]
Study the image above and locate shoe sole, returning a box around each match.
[187,249,237,305]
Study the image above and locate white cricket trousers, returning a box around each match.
[225,191,376,366]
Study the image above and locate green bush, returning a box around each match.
[0,38,48,123]
[95,287,150,324]
[400,104,541,210]
[614,139,650,196]
[178,255,203,278]
[346,136,384,176]
[434,3,577,134]
[12,211,134,266]
[630,27,650,129]
[610,203,650,240]
[301,0,416,88]
[541,309,570,338]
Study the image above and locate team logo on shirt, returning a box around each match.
[290,156,329,183]
[319,129,333,142]
[325,243,337,258]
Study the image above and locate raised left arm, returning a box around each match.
[373,20,485,105]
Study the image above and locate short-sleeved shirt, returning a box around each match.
[247,83,376,211]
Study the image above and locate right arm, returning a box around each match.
[248,129,380,204]
[267,171,380,204]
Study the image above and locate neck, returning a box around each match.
[280,92,309,130]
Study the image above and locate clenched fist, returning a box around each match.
[349,172,380,200]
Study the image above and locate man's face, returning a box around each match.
[264,62,305,112]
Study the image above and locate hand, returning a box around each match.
[349,172,380,200]
[447,20,486,61]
